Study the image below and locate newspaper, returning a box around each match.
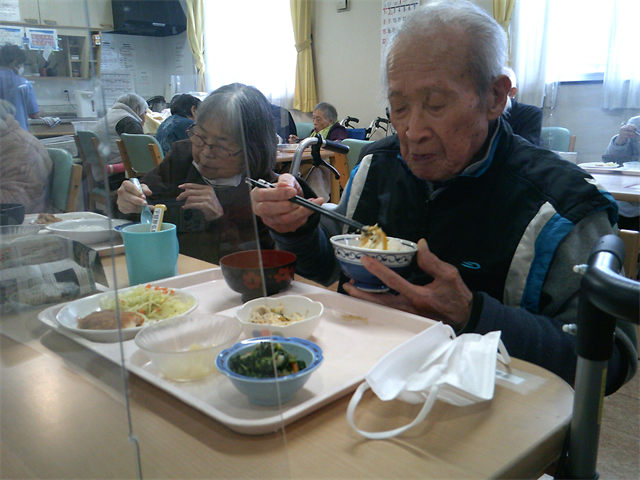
[0,234,107,307]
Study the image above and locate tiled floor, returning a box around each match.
[597,369,640,479]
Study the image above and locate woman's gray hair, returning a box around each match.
[381,0,507,104]
[114,92,148,119]
[313,102,338,123]
[0,99,16,119]
[196,83,276,179]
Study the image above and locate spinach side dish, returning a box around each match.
[229,342,307,378]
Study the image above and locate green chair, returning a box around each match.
[295,122,314,139]
[47,148,83,213]
[119,133,164,178]
[342,138,374,173]
[74,131,108,212]
[540,127,576,152]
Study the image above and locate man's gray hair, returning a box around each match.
[114,92,148,119]
[313,102,338,123]
[381,0,507,103]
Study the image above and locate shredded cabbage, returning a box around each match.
[101,285,195,323]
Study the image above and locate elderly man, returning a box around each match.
[251,0,636,393]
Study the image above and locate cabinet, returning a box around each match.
[17,0,113,30]
[23,31,101,79]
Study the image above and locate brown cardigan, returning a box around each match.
[140,140,276,264]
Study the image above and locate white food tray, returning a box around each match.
[38,268,434,435]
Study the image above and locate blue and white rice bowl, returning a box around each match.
[330,233,418,292]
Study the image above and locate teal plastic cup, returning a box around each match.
[121,222,179,286]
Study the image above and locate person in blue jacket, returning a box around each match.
[250,0,637,394]
[155,93,201,155]
[0,44,40,131]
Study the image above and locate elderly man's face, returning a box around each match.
[387,32,505,182]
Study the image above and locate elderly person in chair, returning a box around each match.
[116,83,284,264]
[251,0,637,394]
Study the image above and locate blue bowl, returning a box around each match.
[330,234,418,292]
[216,336,323,406]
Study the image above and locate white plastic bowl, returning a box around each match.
[46,218,128,244]
[135,314,242,382]
[235,295,323,339]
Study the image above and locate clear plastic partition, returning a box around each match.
[0,2,292,478]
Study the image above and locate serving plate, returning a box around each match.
[55,285,198,343]
[578,162,624,173]
[27,211,108,226]
[38,269,435,434]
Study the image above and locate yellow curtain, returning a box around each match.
[493,0,515,56]
[290,0,317,112]
[186,0,205,91]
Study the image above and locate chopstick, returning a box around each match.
[246,178,367,232]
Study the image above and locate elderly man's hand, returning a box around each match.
[251,173,324,233]
[343,239,474,330]
[616,123,639,146]
[117,179,153,214]
[177,183,223,221]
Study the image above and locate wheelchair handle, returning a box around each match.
[289,135,350,178]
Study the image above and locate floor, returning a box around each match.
[597,366,640,479]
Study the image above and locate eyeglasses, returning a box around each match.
[186,124,243,160]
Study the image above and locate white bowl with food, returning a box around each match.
[135,314,242,382]
[234,295,324,339]
[46,218,130,245]
[330,233,418,292]
[56,284,198,342]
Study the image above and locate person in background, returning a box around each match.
[0,44,40,131]
[251,0,636,394]
[155,93,201,155]
[94,92,147,164]
[0,100,51,213]
[604,116,640,231]
[288,102,348,143]
[271,103,297,143]
[288,102,348,202]
[116,83,285,264]
[502,67,543,146]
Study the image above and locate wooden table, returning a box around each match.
[591,173,640,203]
[277,149,349,203]
[1,253,574,479]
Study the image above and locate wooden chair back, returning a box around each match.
[120,133,163,178]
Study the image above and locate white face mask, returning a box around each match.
[17,66,24,75]
[346,322,510,439]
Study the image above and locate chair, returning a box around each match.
[618,229,640,280]
[74,131,108,213]
[540,127,577,152]
[295,122,314,139]
[333,138,374,191]
[119,133,164,178]
[617,229,640,342]
[46,148,83,213]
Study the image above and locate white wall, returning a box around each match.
[307,0,640,156]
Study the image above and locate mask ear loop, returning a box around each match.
[497,339,511,365]
[346,381,441,440]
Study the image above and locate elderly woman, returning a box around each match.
[288,102,348,143]
[116,83,280,263]
[94,92,147,165]
[0,100,52,213]
[155,93,201,155]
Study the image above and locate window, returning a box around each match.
[203,0,297,107]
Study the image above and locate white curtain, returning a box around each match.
[510,0,552,108]
[513,0,640,111]
[603,0,640,109]
[203,0,297,108]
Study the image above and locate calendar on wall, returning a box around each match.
[381,0,420,51]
